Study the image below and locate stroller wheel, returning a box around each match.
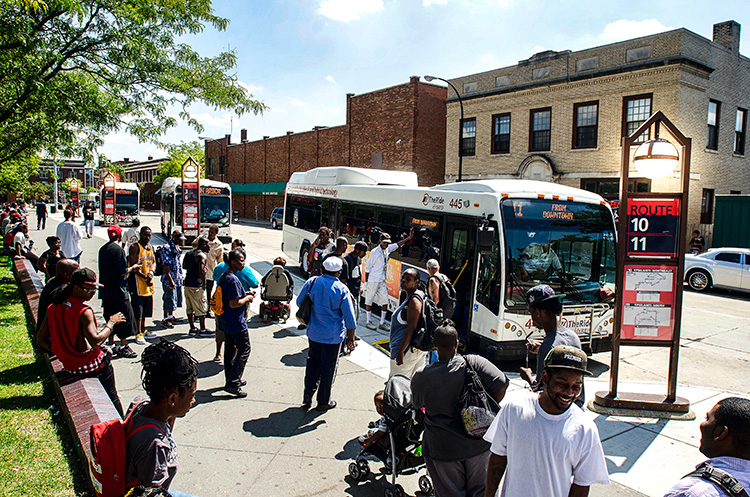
[419,475,434,495]
[384,488,395,497]
[357,459,370,478]
[394,484,405,497]
[263,313,269,323]
[348,462,362,481]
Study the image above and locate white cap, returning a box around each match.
[323,256,343,272]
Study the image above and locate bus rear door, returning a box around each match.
[442,216,477,338]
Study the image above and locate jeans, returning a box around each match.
[162,285,183,313]
[303,339,342,406]
[37,215,46,230]
[224,331,251,388]
[84,219,94,237]
[78,356,124,417]
[424,450,491,497]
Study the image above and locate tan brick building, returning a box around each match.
[204,77,447,219]
[444,21,749,232]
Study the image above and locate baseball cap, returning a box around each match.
[322,256,343,272]
[70,267,103,288]
[171,229,187,241]
[527,284,566,305]
[354,241,368,251]
[380,233,392,243]
[107,225,123,237]
[544,345,592,376]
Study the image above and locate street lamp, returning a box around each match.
[633,137,680,180]
[198,136,225,181]
[424,75,464,182]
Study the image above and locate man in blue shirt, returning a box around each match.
[297,257,357,412]
[160,230,185,328]
[218,248,254,398]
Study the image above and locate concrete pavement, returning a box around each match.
[30,212,749,496]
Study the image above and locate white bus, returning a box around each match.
[159,177,232,243]
[98,182,140,226]
[282,167,617,359]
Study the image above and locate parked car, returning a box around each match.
[270,207,283,229]
[684,248,750,292]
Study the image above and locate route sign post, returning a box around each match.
[594,111,692,415]
[181,157,200,243]
[103,173,116,227]
[70,178,80,214]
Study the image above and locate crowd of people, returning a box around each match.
[6,204,748,497]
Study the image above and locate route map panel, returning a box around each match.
[621,265,677,341]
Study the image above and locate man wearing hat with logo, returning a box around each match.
[520,284,586,407]
[160,230,186,328]
[483,346,609,497]
[364,229,413,331]
[98,225,141,358]
[297,256,356,412]
[37,268,128,416]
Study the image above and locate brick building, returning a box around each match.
[32,159,96,187]
[443,20,749,233]
[204,77,447,218]
[123,156,168,209]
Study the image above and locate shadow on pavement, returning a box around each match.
[594,415,665,475]
[280,350,307,367]
[334,437,363,461]
[192,386,251,407]
[273,327,302,339]
[243,406,325,437]
[196,359,224,379]
[587,357,611,378]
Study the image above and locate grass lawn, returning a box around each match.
[0,257,90,496]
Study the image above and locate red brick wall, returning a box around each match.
[415,82,447,186]
[318,126,348,166]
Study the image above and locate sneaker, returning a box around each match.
[354,335,361,341]
[198,328,215,336]
[206,310,215,319]
[315,400,337,412]
[144,331,158,340]
[223,386,247,398]
[135,334,146,345]
[160,319,174,329]
[378,322,390,331]
[170,316,185,323]
[116,345,137,358]
[302,396,312,409]
[188,327,199,335]
[365,321,377,330]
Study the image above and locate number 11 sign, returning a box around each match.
[626,197,680,258]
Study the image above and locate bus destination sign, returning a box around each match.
[626,198,680,258]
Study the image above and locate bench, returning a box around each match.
[13,258,119,494]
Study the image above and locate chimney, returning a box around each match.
[123,158,129,163]
[147,156,153,161]
[241,129,247,142]
[225,133,231,146]
[713,21,740,53]
[409,75,419,85]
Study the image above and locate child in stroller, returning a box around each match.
[349,375,434,497]
[259,257,294,323]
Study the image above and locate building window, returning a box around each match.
[700,188,715,224]
[529,108,551,152]
[707,100,721,150]
[491,113,511,154]
[623,94,652,142]
[68,170,76,179]
[735,108,747,155]
[208,157,214,176]
[573,101,598,149]
[461,118,476,156]
[581,177,651,201]
[39,168,49,179]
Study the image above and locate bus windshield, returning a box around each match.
[116,192,139,214]
[501,198,616,309]
[201,196,230,226]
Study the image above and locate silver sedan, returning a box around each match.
[684,248,750,292]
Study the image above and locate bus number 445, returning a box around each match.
[449,198,463,209]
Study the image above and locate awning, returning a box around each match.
[230,182,286,196]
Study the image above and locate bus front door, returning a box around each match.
[443,216,476,339]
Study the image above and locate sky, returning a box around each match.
[99,0,750,163]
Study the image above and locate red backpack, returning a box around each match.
[89,409,163,497]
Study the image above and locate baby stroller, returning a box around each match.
[348,375,434,497]
[259,264,293,323]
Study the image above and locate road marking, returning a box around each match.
[682,307,750,320]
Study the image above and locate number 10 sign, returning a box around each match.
[626,197,680,258]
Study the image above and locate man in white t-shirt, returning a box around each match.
[56,209,83,263]
[363,230,412,331]
[122,218,140,251]
[483,345,609,497]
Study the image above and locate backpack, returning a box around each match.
[210,279,225,317]
[432,273,457,320]
[153,246,164,277]
[683,462,749,497]
[410,289,444,351]
[89,410,164,497]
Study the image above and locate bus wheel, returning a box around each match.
[300,246,310,276]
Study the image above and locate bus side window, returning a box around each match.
[477,222,501,314]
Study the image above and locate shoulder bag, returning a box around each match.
[295,276,318,325]
[458,355,500,438]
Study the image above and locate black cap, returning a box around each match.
[354,241,368,251]
[70,268,103,288]
[544,345,592,376]
[527,284,566,306]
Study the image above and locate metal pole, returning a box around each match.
[423,75,464,182]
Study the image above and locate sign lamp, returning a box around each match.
[633,138,680,180]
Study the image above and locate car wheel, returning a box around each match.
[688,270,711,292]
[272,219,278,229]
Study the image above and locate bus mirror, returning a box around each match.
[478,226,495,255]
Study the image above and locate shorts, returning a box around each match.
[102,299,137,340]
[215,320,225,343]
[132,294,153,321]
[389,348,428,379]
[184,286,207,317]
[365,280,388,307]
[162,285,183,312]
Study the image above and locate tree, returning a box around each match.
[153,141,206,187]
[0,1,265,171]
[21,180,53,201]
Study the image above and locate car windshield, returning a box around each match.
[501,198,616,308]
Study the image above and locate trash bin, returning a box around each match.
[50,206,57,214]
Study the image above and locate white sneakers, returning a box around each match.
[365,321,377,330]
[135,333,147,345]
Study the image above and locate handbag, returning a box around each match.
[458,355,500,438]
[295,276,318,325]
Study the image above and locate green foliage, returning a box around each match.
[21,181,53,201]
[0,159,38,196]
[154,141,206,187]
[0,0,266,168]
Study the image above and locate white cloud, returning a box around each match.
[191,112,233,128]
[598,19,673,42]
[423,0,448,5]
[318,0,383,22]
[325,75,336,83]
[237,81,263,94]
[269,107,287,113]
[529,45,547,55]
[288,97,309,107]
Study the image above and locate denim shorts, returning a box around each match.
[162,285,183,312]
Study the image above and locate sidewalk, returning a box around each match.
[35,213,744,496]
